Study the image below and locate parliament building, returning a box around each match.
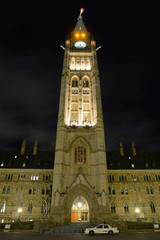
[0,11,160,226]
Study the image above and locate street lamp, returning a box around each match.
[135,208,140,220]
[18,208,22,221]
[135,208,140,213]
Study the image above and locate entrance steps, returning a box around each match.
[47,222,96,234]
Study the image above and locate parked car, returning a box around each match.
[84,223,119,235]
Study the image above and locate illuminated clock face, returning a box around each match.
[75,41,86,48]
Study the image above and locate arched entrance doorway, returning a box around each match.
[71,196,89,222]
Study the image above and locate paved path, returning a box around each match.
[0,232,160,240]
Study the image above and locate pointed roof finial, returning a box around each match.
[74,8,87,33]
[79,8,85,17]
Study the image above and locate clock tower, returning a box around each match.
[51,9,110,224]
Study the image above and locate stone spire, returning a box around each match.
[74,9,87,33]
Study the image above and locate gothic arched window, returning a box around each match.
[125,187,128,195]
[121,187,124,195]
[7,186,10,194]
[28,202,33,213]
[28,186,32,194]
[146,186,149,194]
[42,186,45,195]
[33,186,36,195]
[0,200,6,213]
[72,79,78,87]
[86,58,91,70]
[150,201,155,213]
[111,202,116,213]
[75,140,86,164]
[112,187,115,195]
[2,186,6,194]
[124,202,129,213]
[83,79,89,87]
[81,58,85,70]
[76,58,80,70]
[70,57,75,70]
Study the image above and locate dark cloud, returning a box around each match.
[0,1,160,151]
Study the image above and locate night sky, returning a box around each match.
[0,1,159,152]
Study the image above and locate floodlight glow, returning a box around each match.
[78,202,82,208]
[18,208,22,213]
[135,208,140,213]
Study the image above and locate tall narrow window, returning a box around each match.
[28,187,32,194]
[46,186,50,195]
[72,79,78,87]
[2,186,6,194]
[0,201,6,213]
[33,187,36,195]
[112,187,115,195]
[81,58,85,70]
[28,202,33,213]
[75,140,87,164]
[111,202,116,213]
[121,187,124,195]
[146,186,149,194]
[83,79,89,87]
[125,187,128,195]
[42,202,47,213]
[86,58,91,70]
[150,186,153,194]
[70,57,75,70]
[42,186,45,195]
[7,186,10,194]
[124,202,129,213]
[150,201,155,213]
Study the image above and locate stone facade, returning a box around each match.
[0,13,160,225]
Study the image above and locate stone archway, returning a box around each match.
[71,196,89,222]
[63,182,99,223]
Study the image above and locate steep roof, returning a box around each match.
[74,16,87,33]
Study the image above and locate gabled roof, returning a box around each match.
[74,16,87,33]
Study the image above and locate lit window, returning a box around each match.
[23,163,26,167]
[15,156,17,159]
[1,163,4,167]
[75,140,86,164]
[0,201,6,213]
[131,163,135,168]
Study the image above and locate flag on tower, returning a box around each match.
[80,8,85,16]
